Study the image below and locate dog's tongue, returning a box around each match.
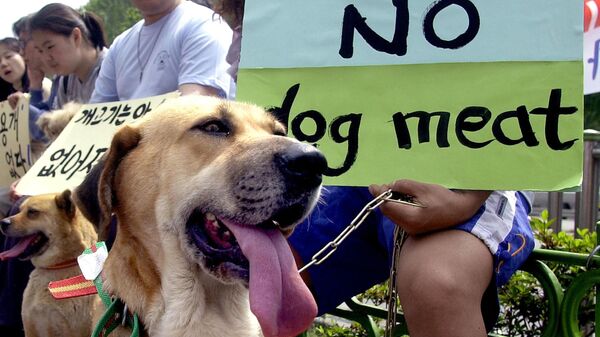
[0,235,37,260]
[222,220,317,337]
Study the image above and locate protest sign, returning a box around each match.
[585,0,600,94]
[0,98,31,187]
[16,92,179,196]
[237,0,583,191]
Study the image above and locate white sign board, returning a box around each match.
[16,92,179,195]
[0,97,31,187]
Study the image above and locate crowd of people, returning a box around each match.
[0,1,535,337]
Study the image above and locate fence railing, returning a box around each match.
[534,130,600,233]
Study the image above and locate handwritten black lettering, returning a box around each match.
[529,89,578,151]
[271,84,575,176]
[422,0,480,49]
[392,110,450,149]
[5,145,28,179]
[455,106,494,148]
[340,0,479,58]
[267,84,299,127]
[75,107,97,125]
[393,89,577,151]
[326,114,362,176]
[75,102,153,126]
[103,104,132,126]
[0,112,8,146]
[492,106,539,146]
[273,83,362,177]
[133,102,152,119]
[339,0,409,58]
[38,145,107,180]
[291,111,327,143]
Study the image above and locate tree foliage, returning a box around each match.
[585,93,600,131]
[83,0,142,45]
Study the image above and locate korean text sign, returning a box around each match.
[16,92,179,195]
[0,98,31,187]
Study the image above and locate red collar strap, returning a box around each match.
[41,258,79,270]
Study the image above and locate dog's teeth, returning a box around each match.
[222,231,231,241]
[205,213,216,221]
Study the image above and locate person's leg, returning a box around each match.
[396,229,492,337]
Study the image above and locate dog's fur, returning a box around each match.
[74,96,325,337]
[36,102,82,142]
[0,190,99,337]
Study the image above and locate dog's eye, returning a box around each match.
[27,209,40,218]
[195,120,230,136]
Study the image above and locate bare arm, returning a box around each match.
[369,179,491,235]
[178,83,221,97]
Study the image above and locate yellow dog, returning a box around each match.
[74,96,326,337]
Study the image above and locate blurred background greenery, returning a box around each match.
[585,93,600,130]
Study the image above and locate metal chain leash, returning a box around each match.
[298,189,423,274]
[385,225,406,337]
[297,189,424,336]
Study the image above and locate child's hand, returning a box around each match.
[27,67,45,90]
[9,179,21,203]
[369,180,490,235]
[7,92,24,110]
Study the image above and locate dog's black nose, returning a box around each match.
[0,218,11,234]
[276,143,327,187]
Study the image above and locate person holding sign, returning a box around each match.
[89,0,233,103]
[0,37,52,216]
[0,6,108,336]
[3,4,109,206]
[210,1,535,336]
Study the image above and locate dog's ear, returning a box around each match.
[96,125,141,240]
[55,189,75,220]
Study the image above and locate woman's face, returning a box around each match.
[0,44,26,86]
[31,29,80,76]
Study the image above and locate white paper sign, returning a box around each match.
[0,97,31,187]
[16,92,179,195]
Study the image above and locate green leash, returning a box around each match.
[91,297,140,337]
[82,242,140,337]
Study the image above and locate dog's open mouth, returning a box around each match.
[186,210,249,280]
[186,207,318,337]
[0,233,49,261]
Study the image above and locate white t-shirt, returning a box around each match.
[90,1,233,103]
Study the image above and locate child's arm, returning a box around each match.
[369,180,491,235]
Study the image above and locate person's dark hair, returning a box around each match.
[29,3,107,49]
[0,37,29,97]
[210,0,244,28]
[12,14,32,38]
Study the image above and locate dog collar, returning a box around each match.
[41,258,79,270]
[47,242,140,337]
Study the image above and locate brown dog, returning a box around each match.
[36,101,82,142]
[0,190,99,337]
[74,95,326,337]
